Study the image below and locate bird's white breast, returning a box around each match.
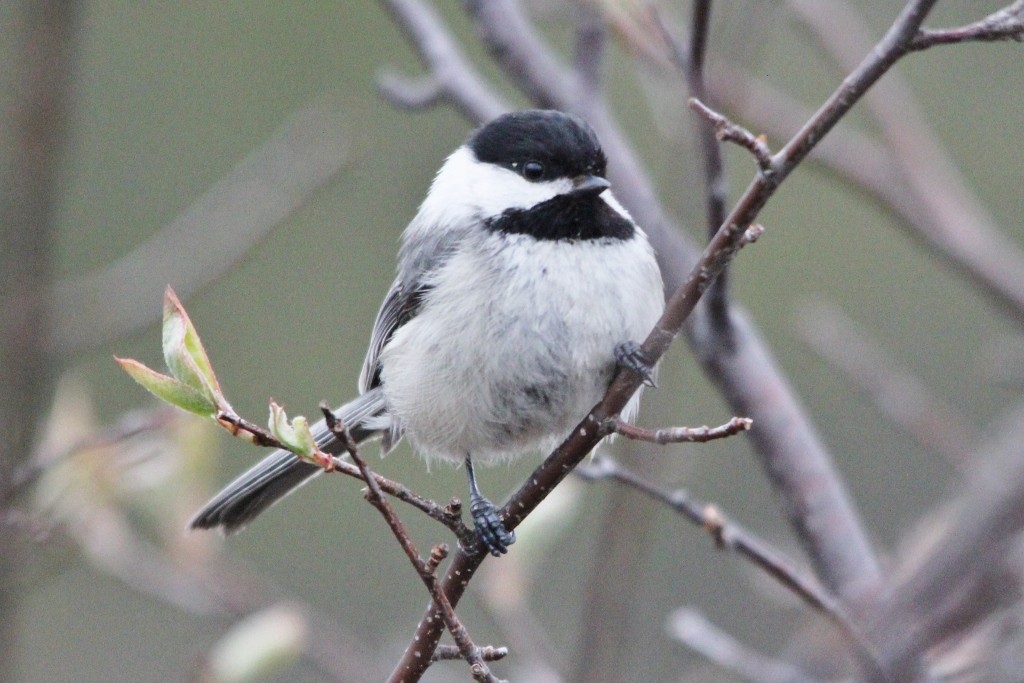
[380,225,663,465]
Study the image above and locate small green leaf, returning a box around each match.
[268,401,316,458]
[116,357,217,417]
[161,286,224,407]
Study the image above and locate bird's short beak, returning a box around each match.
[571,175,611,197]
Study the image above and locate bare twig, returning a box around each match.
[686,1,733,327]
[910,0,1024,50]
[606,415,751,444]
[771,0,940,175]
[576,456,851,627]
[431,645,509,664]
[668,607,820,683]
[688,98,773,172]
[321,408,504,683]
[215,406,475,543]
[424,543,449,576]
[652,1,736,333]
[686,0,955,603]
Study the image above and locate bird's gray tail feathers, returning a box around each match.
[189,389,390,534]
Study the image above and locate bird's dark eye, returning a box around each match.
[522,160,545,181]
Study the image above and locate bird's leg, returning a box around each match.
[465,453,515,556]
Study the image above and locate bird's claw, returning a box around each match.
[615,341,657,387]
[469,494,515,556]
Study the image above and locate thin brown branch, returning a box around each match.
[710,51,1024,332]
[684,0,950,604]
[607,415,751,444]
[910,0,1024,50]
[668,608,821,683]
[321,408,504,683]
[214,411,290,449]
[431,645,509,664]
[576,456,852,628]
[684,0,734,333]
[217,406,474,543]
[423,543,449,576]
[688,98,773,172]
[692,310,883,599]
[772,0,940,173]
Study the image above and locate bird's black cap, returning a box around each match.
[469,110,608,182]
[474,111,634,241]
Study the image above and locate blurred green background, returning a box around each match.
[10,2,1024,681]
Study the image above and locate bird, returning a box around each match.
[189,109,665,556]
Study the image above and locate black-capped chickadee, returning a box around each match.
[190,110,665,555]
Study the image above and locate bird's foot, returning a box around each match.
[615,341,657,387]
[469,493,515,556]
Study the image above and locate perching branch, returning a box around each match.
[321,408,504,683]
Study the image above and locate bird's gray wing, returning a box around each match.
[357,216,465,394]
[357,279,431,393]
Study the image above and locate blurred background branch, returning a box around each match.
[0,2,79,681]
[50,104,350,355]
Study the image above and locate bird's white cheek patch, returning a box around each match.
[422,147,574,225]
